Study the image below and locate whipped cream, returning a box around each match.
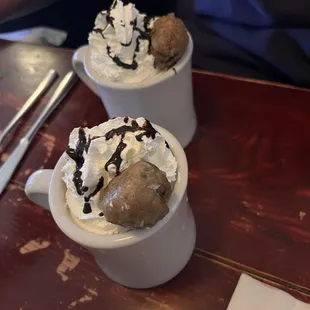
[88,0,160,83]
[62,117,177,235]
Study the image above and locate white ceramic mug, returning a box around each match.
[72,36,197,148]
[25,124,196,289]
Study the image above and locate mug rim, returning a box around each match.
[83,33,193,90]
[49,124,188,249]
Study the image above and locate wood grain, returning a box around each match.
[1,186,309,309]
[0,187,237,310]
[189,73,310,288]
[2,39,310,309]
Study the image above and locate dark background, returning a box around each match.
[0,0,176,48]
[1,0,310,87]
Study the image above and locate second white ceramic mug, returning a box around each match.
[72,36,197,148]
[25,124,196,289]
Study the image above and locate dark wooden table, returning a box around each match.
[1,40,310,310]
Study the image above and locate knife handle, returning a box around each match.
[0,71,77,195]
[25,71,77,141]
[0,138,29,194]
[0,69,57,145]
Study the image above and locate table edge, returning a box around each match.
[1,40,309,93]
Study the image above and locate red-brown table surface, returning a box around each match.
[1,40,310,309]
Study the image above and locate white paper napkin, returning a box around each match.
[0,27,67,46]
[227,274,310,310]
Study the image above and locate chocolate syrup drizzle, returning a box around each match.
[120,40,133,47]
[111,0,117,9]
[66,129,104,214]
[103,119,159,174]
[107,45,138,70]
[93,28,105,39]
[104,119,156,142]
[135,119,157,141]
[83,177,104,214]
[66,128,90,195]
[66,118,167,215]
[104,123,139,140]
[92,2,153,71]
[106,10,115,28]
[105,139,127,175]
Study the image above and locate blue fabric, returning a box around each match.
[194,0,272,26]
[191,0,310,86]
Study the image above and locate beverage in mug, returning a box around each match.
[26,117,196,288]
[72,0,197,147]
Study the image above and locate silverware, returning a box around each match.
[0,69,58,145]
[0,71,77,195]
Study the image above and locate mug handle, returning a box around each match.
[25,169,53,210]
[72,45,99,95]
